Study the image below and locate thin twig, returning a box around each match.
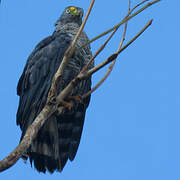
[82,0,131,98]
[81,28,118,74]
[86,19,153,77]
[130,0,149,13]
[79,0,160,49]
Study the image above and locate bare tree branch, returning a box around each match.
[82,0,154,98]
[81,28,118,74]
[130,0,149,13]
[85,19,153,78]
[80,0,160,49]
[83,0,131,98]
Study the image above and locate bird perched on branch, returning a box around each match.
[16,6,93,173]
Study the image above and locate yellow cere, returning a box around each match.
[69,6,77,14]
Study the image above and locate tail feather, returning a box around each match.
[24,109,86,173]
[28,116,62,173]
[30,153,61,173]
[69,111,85,161]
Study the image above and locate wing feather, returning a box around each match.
[17,33,71,132]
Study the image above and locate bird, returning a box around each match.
[16,6,93,173]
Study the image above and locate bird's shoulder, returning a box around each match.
[17,32,72,95]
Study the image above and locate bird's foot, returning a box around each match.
[67,94,82,104]
[57,95,82,114]
[59,100,74,111]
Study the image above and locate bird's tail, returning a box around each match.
[26,116,61,173]
[22,109,86,173]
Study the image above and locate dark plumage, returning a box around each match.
[16,6,93,173]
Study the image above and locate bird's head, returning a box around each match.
[55,6,84,26]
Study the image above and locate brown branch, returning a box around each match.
[81,28,118,74]
[130,0,149,13]
[85,19,153,78]
[82,0,131,98]
[0,0,95,172]
[79,0,160,49]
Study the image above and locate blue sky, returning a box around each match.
[0,0,179,179]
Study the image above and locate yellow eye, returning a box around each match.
[69,6,75,11]
[69,6,77,14]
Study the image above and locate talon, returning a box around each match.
[59,100,74,111]
[68,94,82,104]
